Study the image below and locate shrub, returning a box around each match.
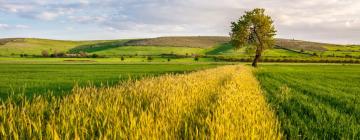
[194,56,199,61]
[167,58,171,62]
[41,50,49,57]
[91,54,99,58]
[147,56,153,61]
[79,51,87,57]
[121,56,125,61]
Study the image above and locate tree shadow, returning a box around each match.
[68,40,129,53]
[206,43,234,55]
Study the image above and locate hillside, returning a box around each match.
[124,36,230,48]
[0,38,116,56]
[275,39,330,51]
[0,37,359,57]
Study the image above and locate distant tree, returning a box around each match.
[230,8,276,67]
[79,51,87,57]
[121,56,125,61]
[147,56,153,61]
[167,58,171,62]
[300,49,304,53]
[41,50,49,57]
[91,54,99,58]
[194,56,199,61]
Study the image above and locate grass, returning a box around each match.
[92,46,207,56]
[0,64,219,99]
[0,65,282,139]
[0,38,112,56]
[207,43,310,57]
[124,36,230,48]
[256,64,360,139]
[0,57,221,64]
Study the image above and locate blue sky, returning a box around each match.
[0,0,359,44]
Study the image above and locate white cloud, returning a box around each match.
[0,0,360,43]
[0,23,10,29]
[36,11,59,20]
[15,24,30,29]
[0,23,30,30]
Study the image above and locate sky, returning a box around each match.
[0,0,359,44]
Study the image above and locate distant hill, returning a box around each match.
[275,39,331,51]
[0,36,358,57]
[124,36,230,48]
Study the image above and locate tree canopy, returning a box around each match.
[230,8,276,67]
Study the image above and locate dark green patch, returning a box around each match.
[256,65,360,139]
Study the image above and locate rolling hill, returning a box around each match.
[0,36,359,58]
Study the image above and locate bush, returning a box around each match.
[41,50,49,57]
[147,56,153,61]
[167,58,171,62]
[121,56,125,61]
[79,51,87,57]
[91,54,99,58]
[194,56,199,61]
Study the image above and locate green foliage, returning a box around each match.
[256,65,360,139]
[230,8,276,66]
[230,8,276,50]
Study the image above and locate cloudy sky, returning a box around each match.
[0,0,359,44]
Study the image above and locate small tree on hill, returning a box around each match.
[147,56,153,61]
[41,50,49,57]
[194,56,199,61]
[230,8,276,67]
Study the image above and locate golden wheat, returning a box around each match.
[0,65,282,139]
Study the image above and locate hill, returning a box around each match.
[0,36,359,58]
[0,38,116,56]
[124,36,230,48]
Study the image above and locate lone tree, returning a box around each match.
[230,8,276,67]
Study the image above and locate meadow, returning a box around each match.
[91,46,207,56]
[256,64,360,139]
[1,36,360,139]
[0,65,282,139]
[0,64,219,99]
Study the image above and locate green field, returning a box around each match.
[1,37,359,61]
[256,64,360,139]
[0,38,116,56]
[206,43,309,57]
[0,57,219,64]
[0,64,219,99]
[92,46,207,56]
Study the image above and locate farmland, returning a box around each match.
[1,37,359,63]
[0,36,360,139]
[256,64,360,139]
[0,64,219,99]
[0,65,282,139]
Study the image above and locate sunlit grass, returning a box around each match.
[0,65,282,139]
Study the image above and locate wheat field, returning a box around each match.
[0,65,282,139]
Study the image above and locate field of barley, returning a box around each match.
[0,65,282,139]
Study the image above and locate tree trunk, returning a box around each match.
[252,50,261,67]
